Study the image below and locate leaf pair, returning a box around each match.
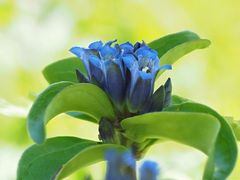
[22,97,237,180]
[121,95,238,179]
[28,82,115,144]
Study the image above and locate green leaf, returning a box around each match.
[28,81,74,144]
[45,83,115,122]
[42,57,95,122]
[56,144,127,179]
[165,96,238,179]
[28,83,115,144]
[17,137,96,180]
[66,112,97,123]
[225,117,240,141]
[148,31,210,77]
[121,112,220,155]
[148,31,200,58]
[42,57,86,84]
[17,137,126,180]
[171,95,191,105]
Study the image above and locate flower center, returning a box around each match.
[141,66,151,73]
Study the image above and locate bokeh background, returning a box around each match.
[0,0,239,179]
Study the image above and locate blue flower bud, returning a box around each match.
[139,161,160,180]
[105,150,136,180]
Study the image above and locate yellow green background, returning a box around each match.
[0,0,239,179]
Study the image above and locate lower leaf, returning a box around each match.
[17,137,126,180]
[56,144,127,179]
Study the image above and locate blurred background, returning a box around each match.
[0,0,239,179]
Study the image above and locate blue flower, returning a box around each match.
[105,150,136,180]
[122,42,172,113]
[104,150,160,180]
[70,40,126,111]
[70,40,172,114]
[139,161,160,180]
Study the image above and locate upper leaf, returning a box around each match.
[148,31,200,58]
[28,83,115,144]
[121,112,220,154]
[165,96,238,179]
[42,57,87,84]
[17,136,126,180]
[44,83,115,122]
[148,31,210,77]
[66,111,97,123]
[225,116,240,141]
[28,81,74,144]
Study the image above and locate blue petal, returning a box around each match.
[122,54,137,69]
[88,60,104,87]
[140,161,160,180]
[69,47,85,57]
[152,57,160,66]
[138,71,154,80]
[111,57,125,79]
[70,47,99,61]
[136,48,158,60]
[105,150,136,180]
[89,55,101,68]
[70,47,93,79]
[133,42,141,51]
[127,75,154,113]
[88,41,103,50]
[100,43,118,60]
[120,42,134,54]
[104,60,126,110]
[114,44,122,58]
[159,64,172,70]
[105,149,117,161]
[122,152,136,168]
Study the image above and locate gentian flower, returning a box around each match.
[105,150,136,180]
[122,42,172,113]
[70,40,126,111]
[139,161,160,180]
[70,40,172,114]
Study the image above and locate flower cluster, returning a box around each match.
[105,150,159,180]
[70,40,172,114]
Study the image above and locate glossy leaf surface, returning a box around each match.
[121,112,220,154]
[165,96,238,179]
[43,57,86,84]
[17,137,126,180]
[28,82,74,144]
[148,31,210,77]
[28,83,114,144]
